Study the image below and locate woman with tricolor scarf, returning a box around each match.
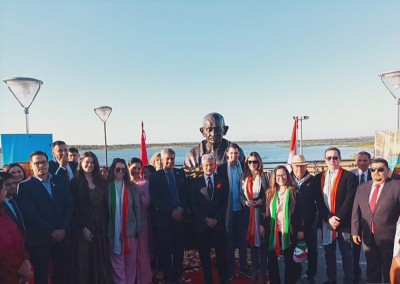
[265,165,303,284]
[107,158,142,284]
[240,152,268,284]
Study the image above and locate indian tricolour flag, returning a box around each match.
[287,116,298,164]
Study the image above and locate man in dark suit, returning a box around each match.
[48,140,78,182]
[0,172,25,235]
[17,151,73,284]
[149,148,188,284]
[290,155,317,284]
[190,154,229,284]
[216,143,251,280]
[350,151,372,283]
[352,158,400,283]
[314,147,357,284]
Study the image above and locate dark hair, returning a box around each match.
[76,151,104,188]
[128,157,142,167]
[357,151,371,160]
[140,165,156,178]
[69,147,79,154]
[372,158,389,168]
[227,143,240,152]
[324,146,341,158]
[0,178,4,190]
[5,163,27,180]
[243,152,264,180]
[108,158,130,183]
[51,140,66,148]
[29,151,48,161]
[99,166,109,172]
[267,165,295,200]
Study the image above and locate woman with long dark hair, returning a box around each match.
[241,152,268,284]
[5,163,27,183]
[70,151,113,284]
[265,165,303,284]
[107,158,142,284]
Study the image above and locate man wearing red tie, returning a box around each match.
[352,158,400,283]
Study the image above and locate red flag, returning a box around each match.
[287,117,298,164]
[140,121,149,166]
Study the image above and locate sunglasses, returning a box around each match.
[115,167,126,173]
[248,160,259,164]
[326,156,339,161]
[371,167,385,173]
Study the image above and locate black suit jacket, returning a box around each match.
[190,174,229,232]
[314,169,357,233]
[0,200,25,235]
[352,178,400,248]
[48,160,78,180]
[291,172,317,227]
[17,174,73,246]
[149,168,188,228]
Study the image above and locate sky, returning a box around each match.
[1,1,400,146]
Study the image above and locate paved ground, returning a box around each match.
[278,231,367,283]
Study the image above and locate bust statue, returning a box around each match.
[184,112,245,168]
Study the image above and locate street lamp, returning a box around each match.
[94,106,112,167]
[3,77,43,133]
[293,116,309,155]
[379,70,400,129]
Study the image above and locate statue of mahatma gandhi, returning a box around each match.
[184,112,245,168]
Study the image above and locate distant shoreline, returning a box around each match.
[69,136,374,151]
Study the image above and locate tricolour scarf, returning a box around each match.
[245,175,262,247]
[321,167,343,245]
[111,181,131,255]
[269,188,290,256]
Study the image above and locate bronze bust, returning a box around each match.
[184,112,245,168]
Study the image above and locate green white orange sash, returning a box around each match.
[321,167,343,245]
[111,181,131,255]
[246,177,256,247]
[269,188,290,256]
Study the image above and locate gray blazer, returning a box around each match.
[352,178,400,248]
[107,181,142,238]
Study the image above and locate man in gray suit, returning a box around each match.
[352,158,400,283]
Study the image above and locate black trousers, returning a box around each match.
[155,221,185,282]
[268,245,302,284]
[27,238,71,284]
[353,240,362,281]
[303,220,318,279]
[197,229,227,284]
[363,236,393,283]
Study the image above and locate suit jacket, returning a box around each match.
[190,174,229,232]
[314,169,357,233]
[351,168,372,185]
[17,174,73,247]
[352,178,400,248]
[1,199,25,235]
[49,160,78,180]
[149,168,188,228]
[291,172,317,227]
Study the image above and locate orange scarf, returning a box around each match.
[246,177,256,247]
[321,167,343,241]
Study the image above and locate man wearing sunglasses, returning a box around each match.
[314,147,357,284]
[352,158,400,283]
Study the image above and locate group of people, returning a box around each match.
[0,112,400,284]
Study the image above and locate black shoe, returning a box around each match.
[323,281,336,284]
[307,277,317,284]
[240,267,252,278]
[228,274,235,281]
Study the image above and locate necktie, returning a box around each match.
[207,176,213,199]
[370,184,381,234]
[10,198,25,233]
[167,172,179,208]
[359,173,366,184]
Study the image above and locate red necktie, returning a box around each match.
[370,184,381,234]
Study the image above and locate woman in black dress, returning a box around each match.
[70,151,113,284]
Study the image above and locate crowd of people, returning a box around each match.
[1,112,400,284]
[1,139,400,284]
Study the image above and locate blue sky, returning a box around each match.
[1,1,400,145]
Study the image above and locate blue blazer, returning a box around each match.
[17,174,73,246]
[149,168,188,228]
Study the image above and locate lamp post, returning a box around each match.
[3,77,43,134]
[379,70,400,130]
[94,106,112,167]
[294,116,309,155]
